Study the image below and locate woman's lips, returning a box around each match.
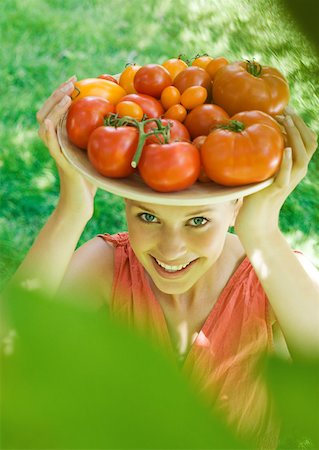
[150,256,198,278]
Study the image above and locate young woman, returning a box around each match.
[5,75,319,448]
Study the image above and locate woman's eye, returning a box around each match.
[139,213,158,223]
[189,217,209,227]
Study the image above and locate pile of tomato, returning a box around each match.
[66,55,289,192]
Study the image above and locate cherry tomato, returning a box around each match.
[180,86,207,110]
[144,118,190,145]
[119,64,141,94]
[66,96,115,149]
[173,66,212,97]
[205,57,229,79]
[116,100,144,121]
[71,78,126,105]
[200,110,285,186]
[191,55,213,70]
[212,60,290,116]
[163,104,187,122]
[120,93,164,118]
[134,64,172,98]
[160,86,181,110]
[162,57,189,81]
[138,141,201,192]
[98,74,119,84]
[184,104,229,139]
[88,126,139,178]
[192,136,211,182]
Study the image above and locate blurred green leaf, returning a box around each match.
[1,287,245,449]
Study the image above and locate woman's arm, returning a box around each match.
[3,76,97,298]
[235,108,319,360]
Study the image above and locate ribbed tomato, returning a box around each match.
[212,60,290,116]
[200,110,285,186]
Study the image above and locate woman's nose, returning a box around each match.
[156,229,188,262]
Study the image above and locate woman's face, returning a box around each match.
[125,199,237,295]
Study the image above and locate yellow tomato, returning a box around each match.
[162,57,188,81]
[71,78,126,105]
[119,64,141,94]
[180,86,207,110]
[160,86,181,110]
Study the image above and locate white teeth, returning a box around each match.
[155,258,192,272]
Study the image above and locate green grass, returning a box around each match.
[1,0,319,288]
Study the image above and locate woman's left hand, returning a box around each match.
[234,107,318,237]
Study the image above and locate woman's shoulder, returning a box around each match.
[60,235,116,308]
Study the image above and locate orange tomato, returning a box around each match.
[71,78,126,105]
[201,110,284,186]
[162,57,188,81]
[119,64,141,94]
[180,86,207,110]
[205,57,229,79]
[161,86,181,110]
[191,55,213,70]
[212,60,290,116]
[116,101,144,121]
[163,104,187,122]
[192,136,211,183]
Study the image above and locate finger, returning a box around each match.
[283,115,309,168]
[273,147,293,189]
[284,107,318,155]
[36,75,76,124]
[46,95,71,128]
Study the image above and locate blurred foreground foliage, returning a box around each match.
[1,287,319,449]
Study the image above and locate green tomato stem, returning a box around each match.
[101,113,171,169]
[245,59,262,77]
[214,120,245,133]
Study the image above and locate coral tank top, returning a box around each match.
[98,232,280,449]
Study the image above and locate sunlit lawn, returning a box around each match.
[1,0,318,288]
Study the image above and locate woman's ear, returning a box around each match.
[230,198,243,227]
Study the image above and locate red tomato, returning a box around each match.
[120,93,164,118]
[134,64,172,98]
[212,60,290,116]
[71,78,126,105]
[144,118,190,145]
[97,74,119,84]
[200,110,285,186]
[184,104,229,139]
[192,136,211,182]
[138,142,201,192]
[173,66,212,97]
[88,126,139,178]
[66,96,115,149]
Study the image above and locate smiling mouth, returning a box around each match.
[151,256,198,273]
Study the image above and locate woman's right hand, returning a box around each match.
[36,75,97,219]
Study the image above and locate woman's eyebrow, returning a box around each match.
[132,203,215,216]
[132,203,158,214]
